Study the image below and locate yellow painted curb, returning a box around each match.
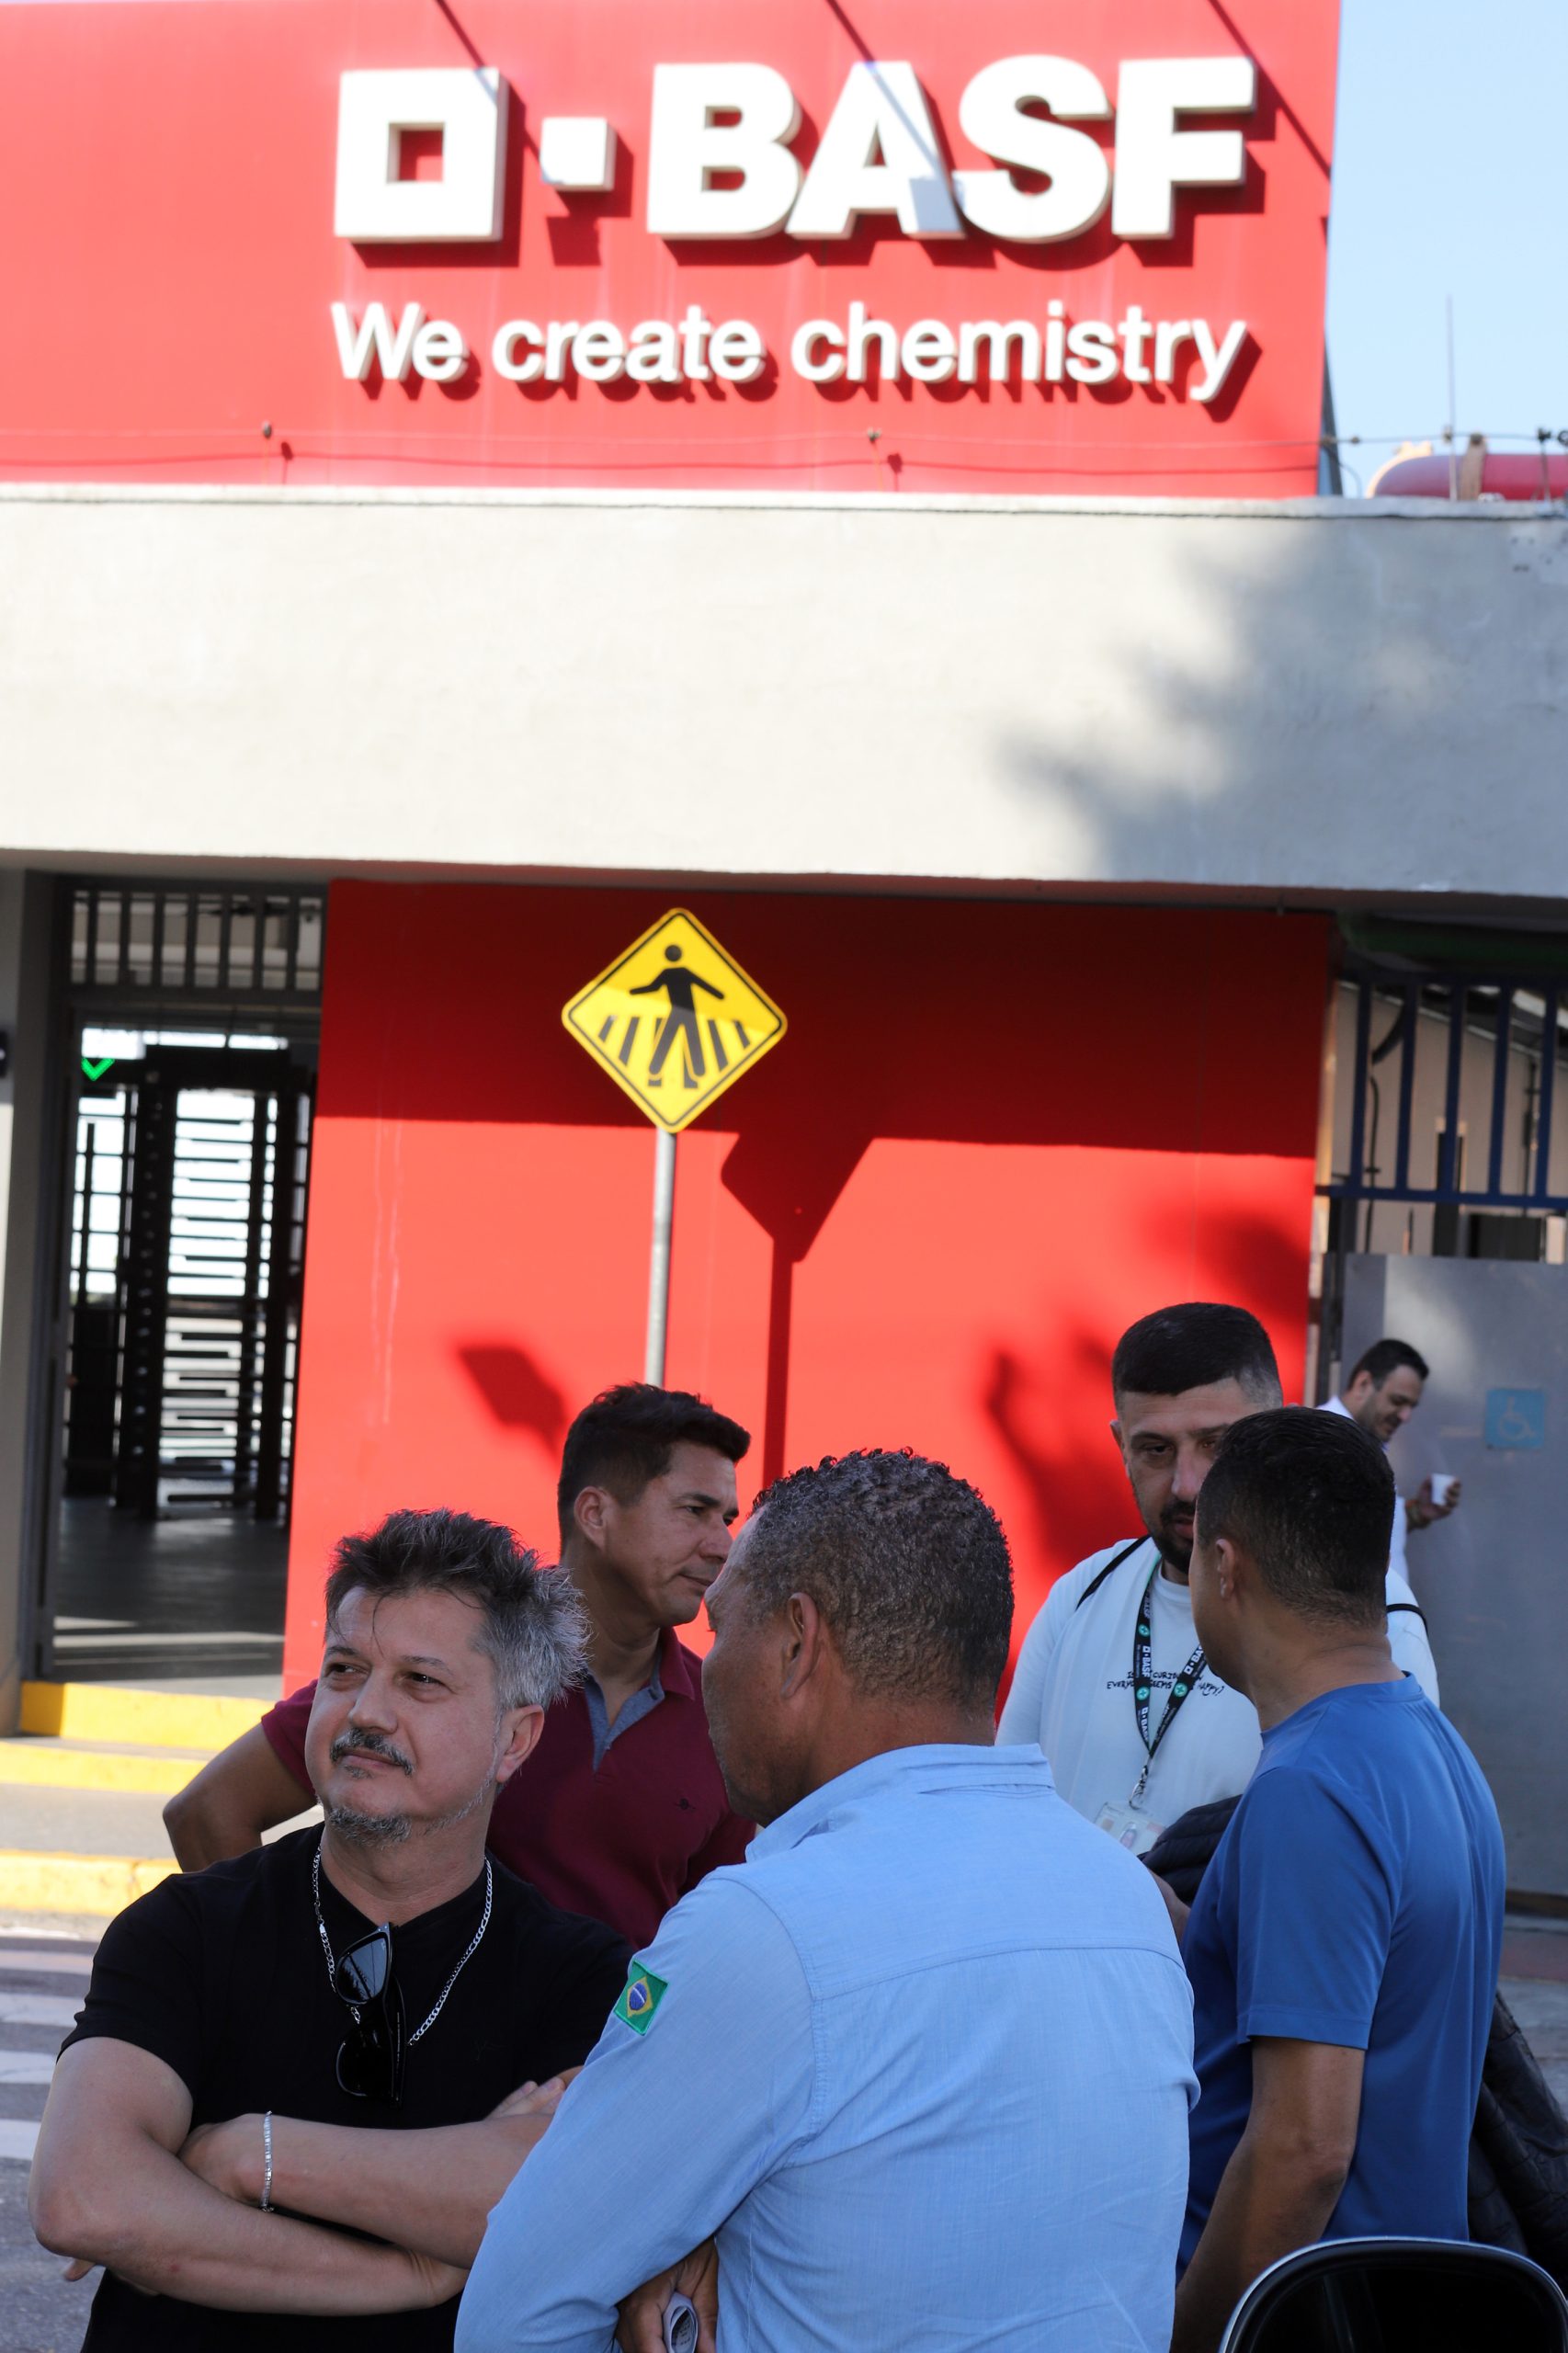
[20,1682,267,1753]
[0,1850,177,1916]
[0,1745,204,1797]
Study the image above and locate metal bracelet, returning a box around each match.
[260,2109,275,2212]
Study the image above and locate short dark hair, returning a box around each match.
[556,1383,750,1541]
[740,1449,1013,1707]
[1111,1302,1282,1406]
[1196,1407,1392,1631]
[1348,1337,1429,1389]
[324,1507,585,1709]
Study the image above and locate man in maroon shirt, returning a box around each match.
[164,1384,752,1949]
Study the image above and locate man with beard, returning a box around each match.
[998,1303,1437,1857]
[31,1510,630,2350]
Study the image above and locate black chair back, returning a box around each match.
[1218,2236,1568,2353]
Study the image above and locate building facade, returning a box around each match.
[2,1,1565,1891]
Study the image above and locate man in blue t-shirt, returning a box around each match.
[1163,1406,1504,2353]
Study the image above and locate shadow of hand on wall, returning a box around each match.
[1138,1198,1316,1396]
[1193,1208,1315,1312]
[982,1189,1316,1653]
[983,1328,1131,1611]
[454,1343,567,1458]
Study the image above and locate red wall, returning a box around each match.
[0,0,1338,498]
[283,885,1329,1687]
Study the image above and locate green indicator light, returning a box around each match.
[81,1056,116,1082]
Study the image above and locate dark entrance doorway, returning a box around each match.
[66,1045,312,1524]
[37,883,325,1697]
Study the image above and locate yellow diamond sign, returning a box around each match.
[562,909,787,1132]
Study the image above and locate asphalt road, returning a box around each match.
[0,1931,96,2353]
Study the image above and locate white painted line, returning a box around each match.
[0,2119,40,2165]
[0,1949,94,1976]
[0,1993,76,2029]
[53,1630,278,1649]
[0,2049,55,2084]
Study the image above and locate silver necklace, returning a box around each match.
[312,1838,493,2043]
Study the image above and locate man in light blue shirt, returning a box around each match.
[459,1448,1196,2353]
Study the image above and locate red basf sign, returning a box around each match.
[0,0,1339,496]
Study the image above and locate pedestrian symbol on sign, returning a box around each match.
[632,945,726,1092]
[561,910,786,1384]
[562,910,786,1134]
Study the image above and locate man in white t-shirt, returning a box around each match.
[998,1302,1438,1856]
[1322,1337,1460,1578]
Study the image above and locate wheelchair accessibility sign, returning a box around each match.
[1484,1389,1546,1449]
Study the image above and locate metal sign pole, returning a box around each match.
[562,910,785,1389]
[643,1129,677,1384]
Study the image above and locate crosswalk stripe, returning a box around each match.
[0,1992,77,2029]
[0,1948,95,1978]
[0,2052,54,2089]
[0,2118,40,2164]
[0,2052,56,2089]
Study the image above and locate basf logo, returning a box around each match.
[0,1,1340,494]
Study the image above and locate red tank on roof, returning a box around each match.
[1369,438,1568,501]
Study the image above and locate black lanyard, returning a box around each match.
[1132,1567,1207,1772]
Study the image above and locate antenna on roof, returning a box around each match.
[1444,295,1459,502]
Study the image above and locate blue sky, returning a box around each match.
[1327,0,1568,488]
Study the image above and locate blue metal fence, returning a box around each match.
[1323,969,1568,1214]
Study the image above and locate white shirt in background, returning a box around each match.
[997,1537,1439,1848]
[1321,1392,1410,1575]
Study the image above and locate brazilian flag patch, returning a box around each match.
[613,1964,668,2036]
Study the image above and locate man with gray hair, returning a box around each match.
[31,1508,631,2352]
[459,1450,1197,2353]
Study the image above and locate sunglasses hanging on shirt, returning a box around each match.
[311,1835,494,2109]
[332,1922,406,2104]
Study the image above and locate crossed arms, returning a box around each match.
[30,2039,562,2313]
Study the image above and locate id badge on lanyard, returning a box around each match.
[1095,1567,1205,1859]
[1094,1799,1165,1855]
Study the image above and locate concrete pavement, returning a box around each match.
[0,1683,306,1924]
[0,1930,97,2353]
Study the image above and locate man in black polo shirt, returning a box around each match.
[30,1509,630,2349]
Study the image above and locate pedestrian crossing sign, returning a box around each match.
[562,909,787,1132]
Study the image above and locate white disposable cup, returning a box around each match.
[1430,1473,1457,1506]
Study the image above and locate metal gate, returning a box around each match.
[69,881,325,1001]
[58,878,327,1530]
[1319,940,1568,1383]
[67,1047,313,1520]
[1318,928,1568,1897]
